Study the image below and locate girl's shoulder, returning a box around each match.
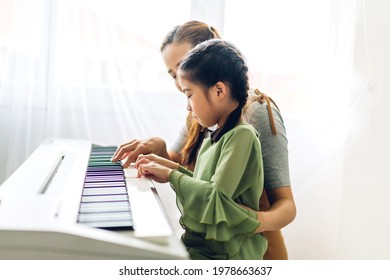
[228,122,259,139]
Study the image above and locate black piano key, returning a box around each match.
[81,194,129,203]
[84,176,124,183]
[88,162,120,167]
[89,155,114,159]
[87,165,123,171]
[84,182,126,188]
[79,201,131,213]
[78,211,132,223]
[82,187,128,196]
[86,171,123,177]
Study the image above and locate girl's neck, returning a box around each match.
[216,102,241,128]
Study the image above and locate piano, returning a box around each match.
[0,138,188,259]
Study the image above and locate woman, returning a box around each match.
[135,39,267,259]
[112,21,296,260]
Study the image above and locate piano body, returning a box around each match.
[0,138,188,259]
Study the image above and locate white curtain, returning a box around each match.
[1,0,389,259]
[222,0,360,259]
[0,0,190,183]
[223,0,390,259]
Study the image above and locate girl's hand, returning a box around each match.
[137,161,172,183]
[239,204,265,233]
[135,153,179,170]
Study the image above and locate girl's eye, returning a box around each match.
[172,75,177,80]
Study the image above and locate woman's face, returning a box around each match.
[161,42,192,92]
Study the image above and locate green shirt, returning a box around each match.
[169,122,268,259]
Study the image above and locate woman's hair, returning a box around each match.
[161,21,221,169]
[179,39,249,143]
[160,21,221,52]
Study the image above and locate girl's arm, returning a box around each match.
[135,154,193,182]
[168,126,263,241]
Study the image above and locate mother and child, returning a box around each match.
[112,21,296,260]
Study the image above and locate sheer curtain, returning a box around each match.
[45,0,190,143]
[0,0,190,184]
[222,0,390,259]
[222,0,371,259]
[0,0,48,182]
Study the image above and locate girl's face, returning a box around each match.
[178,74,218,128]
[161,42,192,92]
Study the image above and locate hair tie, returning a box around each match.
[209,26,215,37]
[254,89,278,136]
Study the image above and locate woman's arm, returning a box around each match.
[258,187,296,232]
[112,122,189,167]
[244,95,296,233]
[168,150,182,165]
[240,186,296,233]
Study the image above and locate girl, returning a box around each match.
[112,21,296,260]
[135,39,267,260]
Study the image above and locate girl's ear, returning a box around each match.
[214,81,227,100]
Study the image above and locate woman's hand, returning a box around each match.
[111,137,170,168]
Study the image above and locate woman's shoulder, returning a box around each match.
[245,95,286,138]
[246,96,283,119]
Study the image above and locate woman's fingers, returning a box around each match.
[111,140,138,162]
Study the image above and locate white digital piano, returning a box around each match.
[0,138,188,259]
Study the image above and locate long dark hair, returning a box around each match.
[160,21,221,169]
[179,39,249,143]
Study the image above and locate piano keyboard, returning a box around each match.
[77,146,133,230]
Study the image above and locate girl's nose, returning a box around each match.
[186,103,192,111]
